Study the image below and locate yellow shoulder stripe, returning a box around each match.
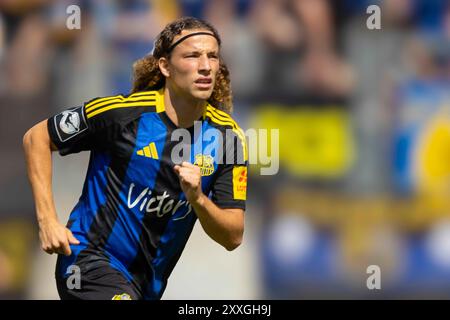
[208,105,230,117]
[205,109,247,161]
[85,95,156,114]
[85,94,123,110]
[85,92,157,118]
[206,105,238,126]
[206,107,245,138]
[87,101,156,119]
[131,91,157,97]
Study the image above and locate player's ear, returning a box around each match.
[158,57,170,78]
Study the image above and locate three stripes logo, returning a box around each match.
[137,142,159,160]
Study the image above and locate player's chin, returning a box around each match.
[191,88,214,100]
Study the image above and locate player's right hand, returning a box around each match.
[38,218,80,256]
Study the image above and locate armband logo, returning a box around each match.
[54,106,88,142]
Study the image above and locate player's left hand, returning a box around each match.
[174,161,202,203]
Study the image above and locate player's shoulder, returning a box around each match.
[204,103,244,133]
[205,103,247,161]
[83,90,161,123]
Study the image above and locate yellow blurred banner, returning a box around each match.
[249,105,355,178]
[415,108,450,196]
[0,219,35,295]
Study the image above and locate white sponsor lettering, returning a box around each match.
[127,183,192,220]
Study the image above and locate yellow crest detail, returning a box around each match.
[194,154,215,176]
[112,293,132,300]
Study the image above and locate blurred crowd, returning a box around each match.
[0,0,450,299]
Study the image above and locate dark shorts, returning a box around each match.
[55,255,140,300]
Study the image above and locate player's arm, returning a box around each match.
[192,194,244,252]
[23,120,79,256]
[174,162,244,251]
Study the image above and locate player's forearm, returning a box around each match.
[23,120,59,225]
[190,194,244,251]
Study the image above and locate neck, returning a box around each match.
[163,86,206,128]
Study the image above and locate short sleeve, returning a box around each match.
[47,92,157,156]
[211,129,248,210]
[47,103,122,156]
[47,105,93,155]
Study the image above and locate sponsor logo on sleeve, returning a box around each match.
[232,166,247,200]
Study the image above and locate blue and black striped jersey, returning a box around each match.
[47,88,248,299]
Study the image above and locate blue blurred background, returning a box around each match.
[1,0,450,299]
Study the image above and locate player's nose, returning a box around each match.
[198,54,211,73]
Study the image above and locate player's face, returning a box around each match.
[164,30,220,101]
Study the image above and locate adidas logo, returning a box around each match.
[136,142,159,159]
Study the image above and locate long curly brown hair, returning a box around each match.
[131,17,233,113]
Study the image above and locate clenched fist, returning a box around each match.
[174,162,203,203]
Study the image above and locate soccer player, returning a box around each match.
[23,17,247,300]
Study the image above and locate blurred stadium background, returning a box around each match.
[1,0,450,299]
